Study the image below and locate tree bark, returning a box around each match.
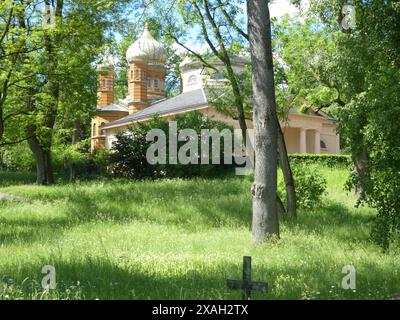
[248,0,279,242]
[27,0,63,185]
[354,145,369,196]
[28,132,54,185]
[69,120,83,181]
[277,121,297,219]
[276,193,286,218]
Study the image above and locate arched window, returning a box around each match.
[320,140,327,149]
[135,69,139,80]
[93,123,97,137]
[147,79,151,87]
[154,79,159,89]
[188,75,197,84]
[107,79,112,90]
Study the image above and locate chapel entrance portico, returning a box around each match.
[283,127,323,154]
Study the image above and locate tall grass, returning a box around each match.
[0,167,399,300]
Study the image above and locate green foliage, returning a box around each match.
[52,141,111,180]
[52,140,91,168]
[0,138,110,180]
[342,72,400,249]
[291,164,327,209]
[277,2,400,248]
[0,143,35,171]
[0,0,133,184]
[288,154,351,167]
[308,0,400,248]
[108,112,235,179]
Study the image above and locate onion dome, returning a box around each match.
[126,23,167,65]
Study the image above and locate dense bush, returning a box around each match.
[281,164,327,210]
[288,154,351,167]
[1,138,112,181]
[51,139,109,180]
[0,143,35,171]
[108,112,236,179]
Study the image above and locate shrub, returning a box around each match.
[290,164,327,209]
[51,139,109,180]
[108,112,236,179]
[288,154,351,167]
[0,143,35,171]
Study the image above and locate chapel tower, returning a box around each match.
[126,23,167,113]
[91,60,128,151]
[97,63,115,108]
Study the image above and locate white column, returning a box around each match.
[315,130,321,154]
[300,128,307,154]
[336,135,341,154]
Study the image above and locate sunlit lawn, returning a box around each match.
[0,166,399,300]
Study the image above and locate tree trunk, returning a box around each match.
[248,0,279,242]
[354,145,369,196]
[276,193,286,218]
[277,121,297,219]
[69,120,83,181]
[28,133,54,185]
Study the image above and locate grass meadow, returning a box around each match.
[0,166,399,300]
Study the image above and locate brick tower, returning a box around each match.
[126,23,167,114]
[97,64,115,108]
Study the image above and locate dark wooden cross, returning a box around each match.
[227,256,268,300]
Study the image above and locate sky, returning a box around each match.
[269,0,301,18]
[118,1,309,58]
[172,0,307,54]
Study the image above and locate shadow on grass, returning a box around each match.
[0,216,70,246]
[0,257,242,300]
[0,171,36,188]
[57,179,253,229]
[1,253,397,300]
[0,177,374,246]
[292,201,375,243]
[0,178,251,246]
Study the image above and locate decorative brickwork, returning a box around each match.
[97,66,115,108]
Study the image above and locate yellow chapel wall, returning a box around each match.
[101,106,340,155]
